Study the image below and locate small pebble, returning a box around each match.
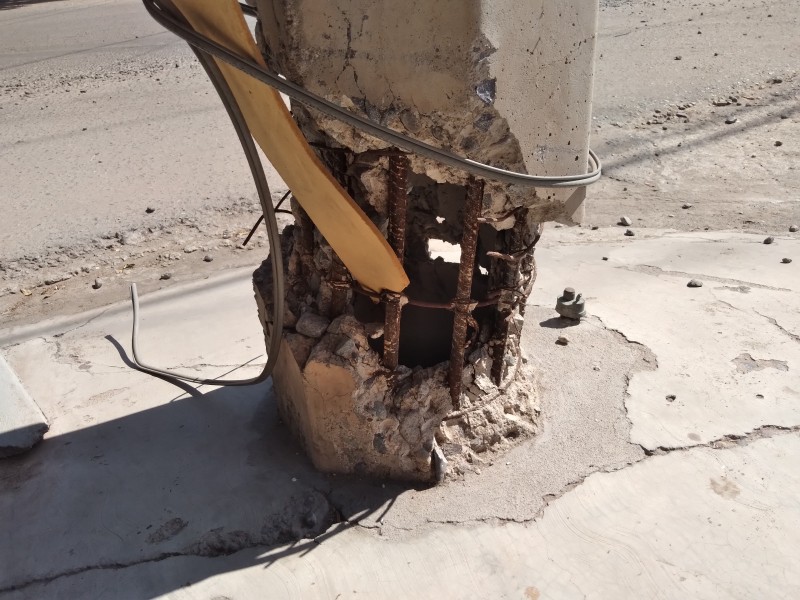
[782,258,792,264]
[674,55,682,60]
[682,203,693,209]
[624,229,635,237]
[725,116,737,124]
[145,207,155,214]
[619,216,632,226]
[556,335,569,346]
[687,279,703,288]
[602,256,609,261]
[789,225,798,233]
[92,278,103,290]
[774,140,783,147]
[160,273,172,280]
[183,246,198,253]
[763,236,774,245]
[203,255,213,262]
[666,394,676,402]
[591,225,599,230]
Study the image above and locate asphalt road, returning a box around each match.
[1,0,798,264]
[1,0,280,262]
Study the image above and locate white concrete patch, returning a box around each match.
[533,230,800,450]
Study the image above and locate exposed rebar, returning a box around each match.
[383,153,409,370]
[490,215,540,385]
[448,177,484,407]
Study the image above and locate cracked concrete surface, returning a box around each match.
[2,228,799,598]
[534,229,800,451]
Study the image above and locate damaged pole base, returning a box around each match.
[253,258,541,483]
[248,0,598,484]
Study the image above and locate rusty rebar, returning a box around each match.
[448,176,484,407]
[490,212,539,385]
[383,153,409,370]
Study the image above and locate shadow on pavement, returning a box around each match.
[1,344,417,595]
[538,317,581,329]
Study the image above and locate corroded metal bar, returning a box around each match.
[383,153,409,370]
[490,214,540,385]
[448,177,484,407]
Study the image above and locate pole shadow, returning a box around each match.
[1,340,419,596]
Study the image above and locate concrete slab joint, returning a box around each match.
[252,0,598,481]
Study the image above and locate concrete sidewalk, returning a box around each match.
[1,228,798,599]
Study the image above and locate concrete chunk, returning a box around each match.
[295,312,331,338]
[0,355,48,457]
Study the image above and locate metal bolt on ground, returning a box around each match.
[555,287,586,320]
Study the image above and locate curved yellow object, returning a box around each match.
[170,0,409,294]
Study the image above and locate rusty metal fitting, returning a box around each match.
[555,287,586,320]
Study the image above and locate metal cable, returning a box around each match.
[143,0,602,188]
[131,0,602,386]
[129,48,285,386]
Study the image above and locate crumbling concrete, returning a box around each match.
[253,0,599,480]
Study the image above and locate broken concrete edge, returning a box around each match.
[0,354,49,457]
[253,260,540,483]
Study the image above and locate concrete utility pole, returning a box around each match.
[253,0,600,481]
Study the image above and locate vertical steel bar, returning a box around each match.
[328,149,351,317]
[490,213,524,384]
[490,215,539,384]
[448,176,484,407]
[383,153,409,370]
